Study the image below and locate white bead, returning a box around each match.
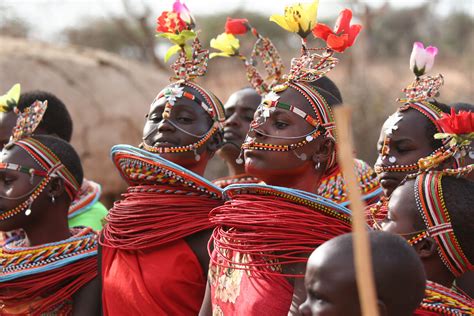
[388,156,396,164]
[25,209,31,216]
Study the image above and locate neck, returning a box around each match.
[23,204,71,247]
[226,160,245,176]
[263,169,322,192]
[424,258,455,288]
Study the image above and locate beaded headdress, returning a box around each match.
[211,4,361,170]
[408,172,473,277]
[375,42,460,176]
[0,101,80,220]
[140,0,225,160]
[0,84,21,113]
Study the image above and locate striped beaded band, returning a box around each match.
[141,81,225,155]
[11,138,81,200]
[414,172,473,277]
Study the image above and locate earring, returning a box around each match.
[194,149,201,161]
[235,151,244,165]
[388,156,396,164]
[51,195,55,204]
[315,161,321,170]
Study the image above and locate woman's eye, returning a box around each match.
[274,121,289,129]
[177,116,193,123]
[3,178,15,185]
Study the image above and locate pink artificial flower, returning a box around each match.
[409,42,438,77]
[172,0,193,25]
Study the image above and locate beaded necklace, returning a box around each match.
[210,183,352,277]
[0,227,98,315]
[67,179,101,219]
[101,145,223,250]
[417,280,473,315]
[213,173,260,188]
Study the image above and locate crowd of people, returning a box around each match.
[0,0,472,315]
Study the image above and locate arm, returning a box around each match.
[72,276,101,316]
[199,280,213,316]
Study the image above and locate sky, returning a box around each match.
[2,0,473,41]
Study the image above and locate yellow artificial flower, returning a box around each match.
[0,83,21,113]
[269,0,319,38]
[210,33,240,58]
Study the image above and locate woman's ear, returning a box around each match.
[48,176,66,202]
[413,236,438,259]
[311,136,335,169]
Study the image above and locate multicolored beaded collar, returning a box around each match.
[417,280,473,315]
[68,179,102,219]
[112,144,223,199]
[411,172,472,277]
[0,227,97,281]
[318,159,382,206]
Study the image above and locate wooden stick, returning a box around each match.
[334,106,379,316]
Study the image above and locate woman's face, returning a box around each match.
[375,109,436,197]
[142,86,213,168]
[243,87,326,183]
[0,145,49,231]
[381,180,423,237]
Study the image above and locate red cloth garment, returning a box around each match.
[102,239,206,316]
[209,249,293,316]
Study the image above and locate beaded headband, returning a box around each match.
[12,138,81,200]
[147,1,225,159]
[412,172,473,277]
[0,84,21,113]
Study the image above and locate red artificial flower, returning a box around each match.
[437,108,474,135]
[225,17,250,35]
[312,9,362,53]
[156,11,188,34]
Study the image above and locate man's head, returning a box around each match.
[299,231,426,316]
[217,87,261,166]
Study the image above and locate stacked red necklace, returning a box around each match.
[0,227,98,314]
[209,184,352,277]
[416,281,473,315]
[413,172,473,277]
[100,145,223,250]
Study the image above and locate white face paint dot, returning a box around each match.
[388,156,397,164]
[306,135,313,142]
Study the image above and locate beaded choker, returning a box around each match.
[210,183,352,277]
[413,172,472,277]
[68,179,101,219]
[0,227,98,314]
[417,280,473,315]
[102,145,223,250]
[112,144,223,199]
[213,173,260,189]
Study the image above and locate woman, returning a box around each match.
[0,100,99,315]
[200,4,361,315]
[100,1,226,314]
[381,171,473,315]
